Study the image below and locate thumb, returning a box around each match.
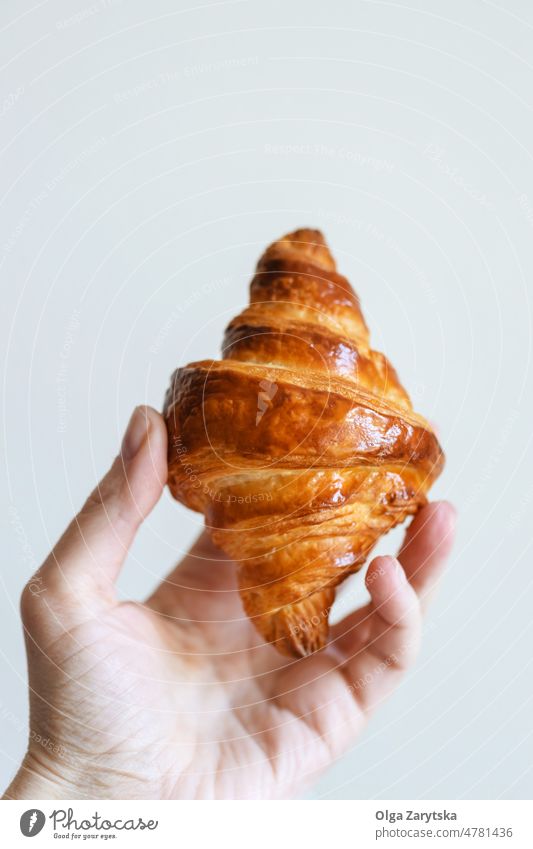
[36,406,167,608]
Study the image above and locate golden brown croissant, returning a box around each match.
[164,229,444,657]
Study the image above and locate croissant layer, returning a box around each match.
[164,228,444,656]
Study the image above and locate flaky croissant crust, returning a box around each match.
[164,229,444,656]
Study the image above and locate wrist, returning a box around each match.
[3,750,83,800]
[4,745,158,800]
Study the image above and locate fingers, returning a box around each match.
[334,555,422,710]
[366,555,421,632]
[332,502,456,709]
[334,555,421,663]
[31,406,167,610]
[363,554,422,675]
[398,500,456,610]
[331,500,455,643]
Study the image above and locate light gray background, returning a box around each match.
[1,0,532,799]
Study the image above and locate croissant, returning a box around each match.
[164,229,444,657]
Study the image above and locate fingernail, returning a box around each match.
[121,406,149,461]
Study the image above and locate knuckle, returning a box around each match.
[20,575,46,623]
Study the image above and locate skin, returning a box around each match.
[3,406,456,800]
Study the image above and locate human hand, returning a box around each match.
[4,406,456,800]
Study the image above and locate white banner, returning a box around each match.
[0,800,531,848]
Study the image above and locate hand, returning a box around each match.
[4,406,456,800]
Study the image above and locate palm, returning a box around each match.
[62,527,446,799]
[11,409,455,801]
[143,533,364,799]
[30,532,392,799]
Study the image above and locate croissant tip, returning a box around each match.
[279,227,327,246]
[279,632,328,659]
[264,227,336,273]
[241,588,335,658]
